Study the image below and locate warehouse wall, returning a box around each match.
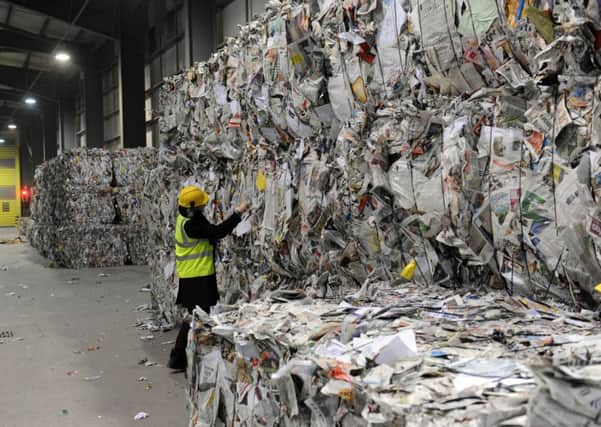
[18,109,58,188]
[188,0,216,63]
[19,130,36,188]
[0,131,30,191]
[75,40,124,151]
[82,63,103,149]
[144,0,220,147]
[58,0,269,152]
[71,3,149,153]
[21,0,264,166]
[60,98,76,152]
[218,0,268,45]
[222,0,247,40]
[250,0,267,17]
[120,0,148,151]
[10,104,58,189]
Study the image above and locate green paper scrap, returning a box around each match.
[457,0,499,40]
[525,6,554,43]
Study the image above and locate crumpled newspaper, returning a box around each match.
[185,284,601,426]
[528,365,601,427]
[147,1,601,424]
[150,0,601,322]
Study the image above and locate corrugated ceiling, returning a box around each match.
[0,51,26,68]
[0,0,107,46]
[9,6,46,34]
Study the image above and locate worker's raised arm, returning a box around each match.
[184,202,250,240]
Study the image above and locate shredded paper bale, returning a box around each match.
[57,186,116,225]
[52,224,129,268]
[123,226,150,265]
[17,217,33,238]
[29,148,157,268]
[51,149,113,187]
[112,148,158,188]
[113,187,145,225]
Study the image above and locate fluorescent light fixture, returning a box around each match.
[25,97,36,105]
[8,124,17,130]
[55,52,71,62]
[0,139,5,144]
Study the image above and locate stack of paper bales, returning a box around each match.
[29,148,157,268]
[152,1,601,314]
[112,148,158,265]
[151,1,601,425]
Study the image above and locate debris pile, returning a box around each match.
[186,288,601,426]
[152,0,601,319]
[141,159,187,321]
[147,0,601,424]
[28,148,157,268]
[113,149,158,265]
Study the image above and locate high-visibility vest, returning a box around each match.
[175,214,215,278]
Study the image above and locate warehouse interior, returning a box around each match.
[2,0,601,426]
[0,0,256,186]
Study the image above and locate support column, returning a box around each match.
[119,1,147,148]
[59,97,76,152]
[84,65,104,148]
[19,127,35,187]
[189,0,217,63]
[44,106,58,160]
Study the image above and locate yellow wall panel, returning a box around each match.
[0,145,21,227]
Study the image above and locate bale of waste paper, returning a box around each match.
[52,149,113,187]
[112,148,158,188]
[113,187,145,225]
[52,224,128,268]
[28,147,158,268]
[147,0,601,319]
[17,217,33,238]
[56,185,115,225]
[122,226,149,265]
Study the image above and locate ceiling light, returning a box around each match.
[25,97,36,105]
[55,52,71,62]
[0,139,5,144]
[8,124,17,130]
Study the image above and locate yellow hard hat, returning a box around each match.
[178,186,209,208]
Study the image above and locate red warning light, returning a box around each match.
[21,187,30,201]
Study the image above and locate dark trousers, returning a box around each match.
[171,275,219,360]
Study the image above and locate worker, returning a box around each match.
[168,185,250,370]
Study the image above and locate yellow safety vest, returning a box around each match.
[175,214,215,278]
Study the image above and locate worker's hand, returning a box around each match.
[235,202,250,215]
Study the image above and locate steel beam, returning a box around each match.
[0,66,59,99]
[0,25,88,60]
[5,0,119,40]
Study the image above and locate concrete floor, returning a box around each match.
[0,227,188,427]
